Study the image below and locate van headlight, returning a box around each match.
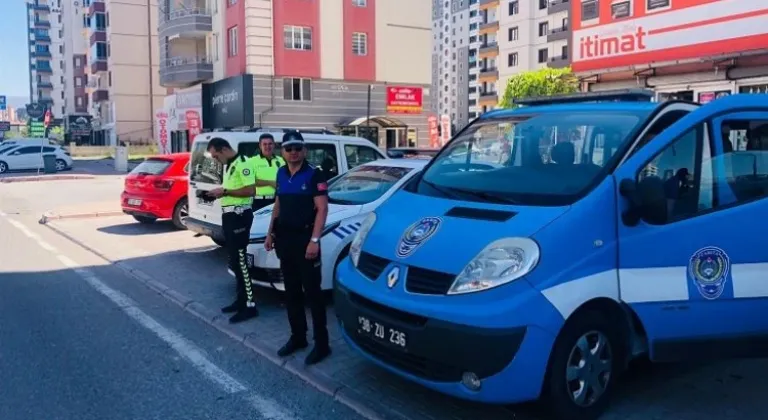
[350,213,377,267]
[448,237,540,295]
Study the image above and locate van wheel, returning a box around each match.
[133,215,157,224]
[542,310,625,420]
[171,198,188,230]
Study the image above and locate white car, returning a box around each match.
[0,143,73,173]
[235,158,428,291]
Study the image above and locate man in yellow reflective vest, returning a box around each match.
[250,133,285,211]
[205,137,260,324]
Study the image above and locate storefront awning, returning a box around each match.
[339,116,407,128]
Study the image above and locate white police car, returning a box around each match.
[239,159,428,291]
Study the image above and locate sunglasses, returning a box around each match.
[283,145,303,152]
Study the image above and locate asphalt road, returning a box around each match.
[0,212,361,420]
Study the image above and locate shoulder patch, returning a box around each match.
[242,168,251,176]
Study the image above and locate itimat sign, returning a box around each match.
[572,0,768,72]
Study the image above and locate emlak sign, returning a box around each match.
[572,0,768,72]
[386,86,423,114]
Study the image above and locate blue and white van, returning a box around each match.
[334,92,768,419]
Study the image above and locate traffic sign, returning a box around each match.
[0,96,6,111]
[0,121,10,131]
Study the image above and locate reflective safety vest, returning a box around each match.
[250,155,285,196]
[220,155,255,207]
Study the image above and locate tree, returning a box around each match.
[499,67,579,109]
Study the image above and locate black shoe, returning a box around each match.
[277,337,308,357]
[221,301,241,314]
[228,307,259,324]
[304,345,331,366]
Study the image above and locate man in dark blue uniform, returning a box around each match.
[264,131,331,365]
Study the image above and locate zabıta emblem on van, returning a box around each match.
[395,217,442,258]
[688,246,730,300]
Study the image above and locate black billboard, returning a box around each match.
[201,74,254,129]
[67,115,92,137]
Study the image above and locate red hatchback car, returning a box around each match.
[121,153,190,229]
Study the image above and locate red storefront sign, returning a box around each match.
[185,110,201,145]
[386,86,423,114]
[571,0,768,72]
[427,115,439,148]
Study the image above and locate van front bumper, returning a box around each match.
[334,259,560,404]
[185,217,224,241]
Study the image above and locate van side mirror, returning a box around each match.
[619,177,668,226]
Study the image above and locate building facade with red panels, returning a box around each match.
[570,0,768,101]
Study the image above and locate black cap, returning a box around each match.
[259,133,274,142]
[282,130,305,147]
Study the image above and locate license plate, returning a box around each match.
[246,254,254,267]
[127,199,142,206]
[357,315,408,349]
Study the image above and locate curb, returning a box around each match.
[0,175,95,183]
[43,221,397,420]
[39,210,125,224]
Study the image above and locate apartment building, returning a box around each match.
[471,0,571,112]
[157,0,433,150]
[431,0,480,130]
[27,0,61,114]
[85,0,164,145]
[61,0,89,116]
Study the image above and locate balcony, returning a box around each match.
[90,59,108,73]
[479,92,498,106]
[33,50,52,58]
[479,42,499,59]
[479,21,499,35]
[548,25,570,42]
[34,20,51,28]
[479,0,500,10]
[92,90,109,103]
[32,2,50,12]
[549,55,570,68]
[159,8,212,39]
[38,81,54,89]
[90,30,107,45]
[35,63,53,73]
[479,67,499,82]
[159,56,213,88]
[89,0,105,16]
[548,0,570,14]
[35,34,51,43]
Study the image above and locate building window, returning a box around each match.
[283,25,312,51]
[211,33,219,60]
[74,57,81,67]
[647,0,670,10]
[509,1,518,15]
[508,26,518,41]
[352,32,367,56]
[561,44,568,58]
[538,48,548,63]
[228,0,237,6]
[538,21,549,36]
[352,0,367,6]
[582,0,599,20]
[227,26,238,56]
[75,77,82,87]
[612,1,631,18]
[539,0,547,9]
[283,78,312,101]
[508,52,518,67]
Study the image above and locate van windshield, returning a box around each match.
[190,142,223,184]
[414,110,647,206]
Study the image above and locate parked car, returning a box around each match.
[230,158,428,291]
[0,144,73,173]
[121,153,190,229]
[186,130,388,246]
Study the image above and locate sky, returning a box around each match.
[0,0,31,100]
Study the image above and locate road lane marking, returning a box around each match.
[7,218,300,420]
[6,217,58,251]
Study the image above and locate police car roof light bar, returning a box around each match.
[514,88,655,106]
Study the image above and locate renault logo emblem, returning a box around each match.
[387,266,400,289]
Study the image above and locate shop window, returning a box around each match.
[283,78,312,101]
